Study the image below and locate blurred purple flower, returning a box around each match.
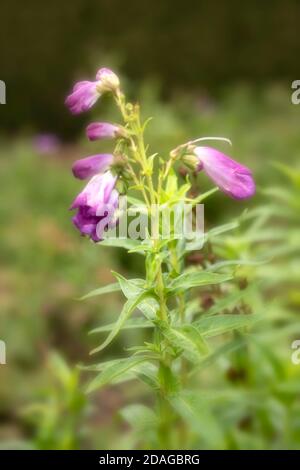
[86,122,121,141]
[65,68,120,115]
[72,154,113,180]
[33,134,60,154]
[70,171,119,242]
[194,146,255,199]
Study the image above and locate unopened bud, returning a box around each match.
[96,68,120,93]
[182,154,200,171]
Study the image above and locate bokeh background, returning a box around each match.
[0,0,299,449]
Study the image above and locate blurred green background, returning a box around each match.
[0,0,300,449]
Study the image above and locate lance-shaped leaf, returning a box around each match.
[86,356,149,393]
[167,270,232,295]
[90,291,153,354]
[189,335,248,375]
[112,271,146,299]
[194,313,260,337]
[100,237,145,254]
[80,282,120,300]
[206,221,240,239]
[207,258,267,271]
[137,296,159,320]
[133,362,159,390]
[89,317,153,335]
[158,322,209,364]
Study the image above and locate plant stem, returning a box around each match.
[116,92,174,448]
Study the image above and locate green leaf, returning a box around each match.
[86,356,148,393]
[127,196,148,214]
[207,258,268,271]
[167,270,232,295]
[159,323,209,364]
[134,362,159,390]
[206,221,239,239]
[112,271,146,299]
[165,169,178,195]
[185,299,201,320]
[126,195,146,206]
[272,162,300,186]
[80,282,120,300]
[194,314,260,337]
[48,353,72,387]
[137,296,159,320]
[79,358,122,372]
[189,336,248,374]
[170,392,226,449]
[89,317,153,335]
[100,237,145,253]
[90,292,153,354]
[120,404,158,433]
[128,241,153,253]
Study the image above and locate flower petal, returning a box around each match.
[70,172,119,242]
[72,154,113,180]
[95,68,120,91]
[65,81,99,114]
[86,122,120,141]
[194,146,255,199]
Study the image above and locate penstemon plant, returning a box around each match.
[65,68,256,449]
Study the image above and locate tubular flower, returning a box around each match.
[86,122,122,141]
[72,154,113,180]
[65,68,120,114]
[193,146,255,199]
[70,171,119,242]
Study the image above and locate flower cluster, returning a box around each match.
[66,68,122,242]
[66,67,255,242]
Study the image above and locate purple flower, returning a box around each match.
[65,81,100,115]
[72,154,113,180]
[65,68,120,114]
[70,172,119,242]
[86,122,121,141]
[33,133,60,154]
[194,146,255,199]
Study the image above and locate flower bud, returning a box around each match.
[182,154,200,171]
[72,154,113,180]
[65,68,120,115]
[96,68,120,93]
[86,122,123,141]
[193,146,255,199]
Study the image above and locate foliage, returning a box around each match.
[0,85,299,449]
[76,75,265,450]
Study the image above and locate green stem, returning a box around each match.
[115,91,174,448]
